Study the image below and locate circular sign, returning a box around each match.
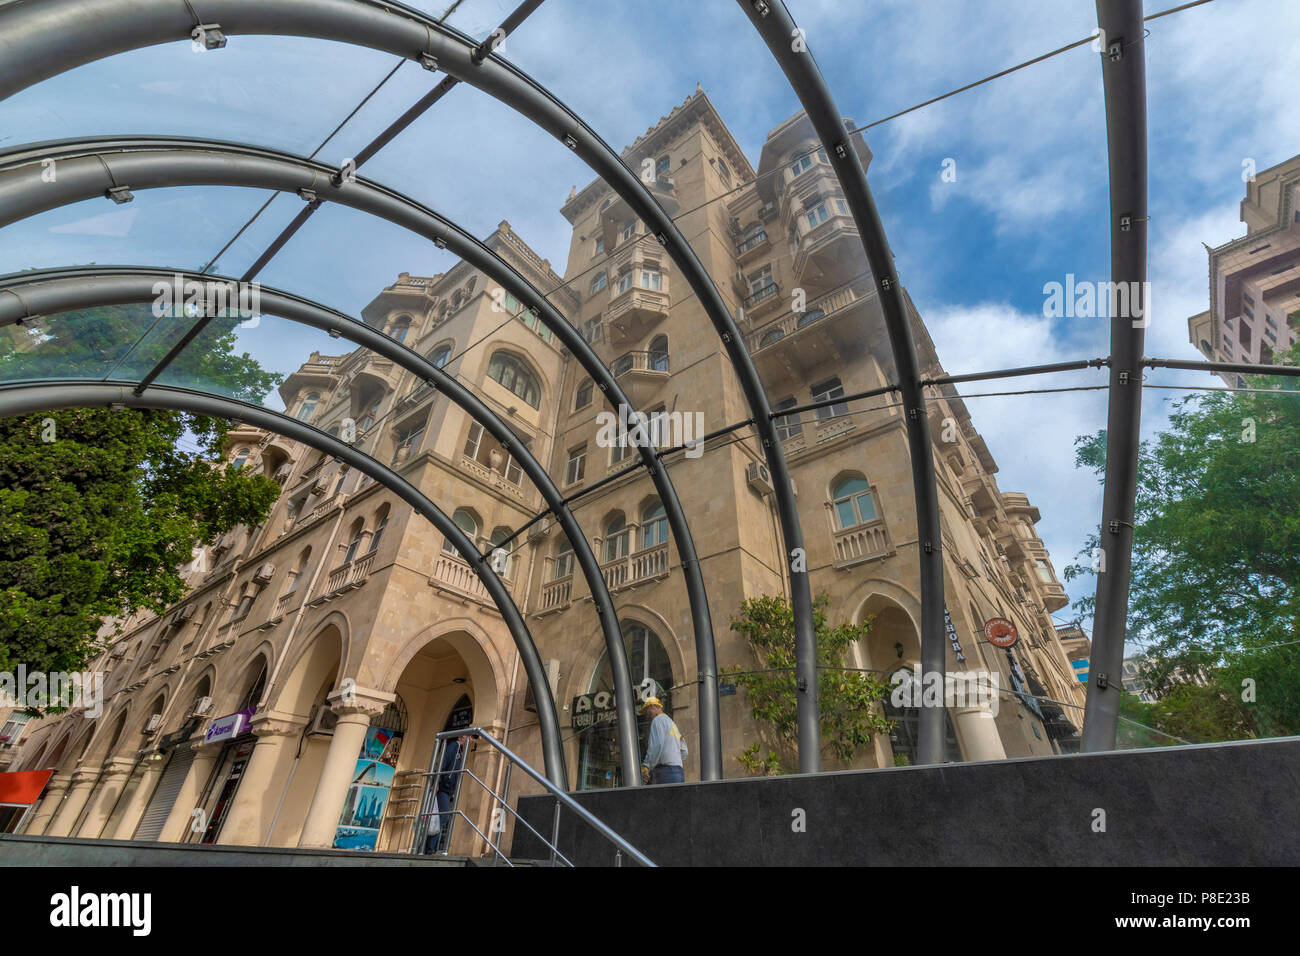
[984,617,1019,648]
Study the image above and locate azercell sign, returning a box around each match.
[204,709,254,745]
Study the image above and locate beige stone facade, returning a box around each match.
[1188,154,1300,385]
[7,90,1086,852]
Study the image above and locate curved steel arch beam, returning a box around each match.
[736,0,948,765]
[1082,0,1147,752]
[0,0,810,775]
[0,380,569,787]
[0,136,704,779]
[0,263,637,781]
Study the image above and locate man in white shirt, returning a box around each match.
[639,696,687,785]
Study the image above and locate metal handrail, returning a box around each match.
[413,727,655,867]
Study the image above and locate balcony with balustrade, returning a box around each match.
[428,550,514,607]
[599,541,670,592]
[745,279,879,380]
[308,552,376,606]
[610,349,670,406]
[735,226,771,266]
[829,513,893,569]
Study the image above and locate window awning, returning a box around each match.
[0,769,55,806]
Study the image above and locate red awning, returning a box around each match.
[0,769,54,806]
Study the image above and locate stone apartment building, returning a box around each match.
[6,89,1085,851]
[1188,154,1300,385]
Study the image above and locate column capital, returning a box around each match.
[69,767,102,786]
[328,683,393,719]
[100,757,137,778]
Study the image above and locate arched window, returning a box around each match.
[760,328,784,348]
[341,519,365,565]
[648,334,669,372]
[575,378,594,410]
[797,307,825,328]
[832,476,876,529]
[443,508,479,555]
[368,505,390,555]
[640,500,667,548]
[296,391,319,422]
[239,662,267,713]
[429,344,452,369]
[389,315,412,343]
[230,447,251,470]
[603,514,629,563]
[580,622,674,789]
[284,547,312,595]
[487,351,541,408]
[552,540,574,580]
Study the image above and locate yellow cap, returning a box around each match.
[640,696,663,713]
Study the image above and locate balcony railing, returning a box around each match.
[599,542,669,591]
[736,229,769,256]
[460,455,525,501]
[611,350,670,376]
[832,516,890,565]
[274,592,299,617]
[743,281,780,310]
[312,493,346,518]
[540,575,573,611]
[326,552,375,593]
[746,281,870,353]
[430,554,493,603]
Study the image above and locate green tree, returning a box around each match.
[0,303,283,682]
[725,593,892,774]
[1065,343,1300,737]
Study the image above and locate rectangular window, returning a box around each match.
[503,292,521,314]
[590,272,607,294]
[1266,313,1278,328]
[584,317,603,344]
[621,221,636,242]
[617,270,634,294]
[811,377,847,421]
[566,446,587,485]
[1243,292,1255,307]
[640,268,662,291]
[594,236,604,255]
[463,422,484,460]
[748,265,772,296]
[833,197,849,215]
[503,454,523,486]
[1239,321,1253,348]
[774,396,803,441]
[790,154,813,177]
[806,203,830,229]
[1036,560,1054,583]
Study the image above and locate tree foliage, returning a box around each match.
[726,593,892,774]
[0,304,283,678]
[1065,346,1300,737]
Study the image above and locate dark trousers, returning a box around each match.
[652,764,684,785]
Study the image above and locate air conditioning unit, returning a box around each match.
[191,696,213,718]
[307,704,339,737]
[144,713,163,734]
[746,461,774,496]
[253,562,276,584]
[524,659,562,714]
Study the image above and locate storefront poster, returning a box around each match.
[334,726,402,851]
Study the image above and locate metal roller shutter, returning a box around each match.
[131,745,194,842]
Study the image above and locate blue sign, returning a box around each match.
[1071,658,1089,682]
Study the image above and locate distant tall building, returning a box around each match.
[1188,155,1300,386]
[10,90,1086,852]
[1055,623,1091,685]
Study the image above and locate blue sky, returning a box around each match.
[1,0,1297,639]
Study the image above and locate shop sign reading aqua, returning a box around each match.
[204,708,254,745]
[571,678,663,730]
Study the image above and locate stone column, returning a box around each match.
[21,772,72,835]
[45,767,100,837]
[954,704,1007,762]
[217,716,305,846]
[109,759,166,840]
[296,687,392,849]
[156,742,222,843]
[74,758,136,838]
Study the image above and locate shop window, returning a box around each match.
[578,623,674,790]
